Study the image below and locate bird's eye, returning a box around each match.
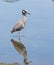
[22,10,26,14]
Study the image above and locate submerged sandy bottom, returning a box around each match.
[0,62,20,65]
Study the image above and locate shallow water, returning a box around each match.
[0,0,54,65]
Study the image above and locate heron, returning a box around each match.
[11,9,30,39]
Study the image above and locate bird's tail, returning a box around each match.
[11,29,15,33]
[11,30,13,33]
[11,27,16,33]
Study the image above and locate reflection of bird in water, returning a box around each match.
[11,39,32,65]
[11,9,30,40]
[52,0,54,2]
[11,39,27,61]
[24,60,32,65]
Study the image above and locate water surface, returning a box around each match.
[0,0,54,65]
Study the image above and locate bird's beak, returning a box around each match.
[26,11,31,15]
[27,12,31,15]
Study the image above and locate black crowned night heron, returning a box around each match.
[11,9,30,39]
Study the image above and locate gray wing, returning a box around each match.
[11,22,24,33]
[11,17,26,33]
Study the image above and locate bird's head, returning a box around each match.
[22,9,30,16]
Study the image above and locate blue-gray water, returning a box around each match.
[0,0,54,65]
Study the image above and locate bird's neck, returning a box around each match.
[22,16,27,24]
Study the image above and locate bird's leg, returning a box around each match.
[18,31,21,41]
